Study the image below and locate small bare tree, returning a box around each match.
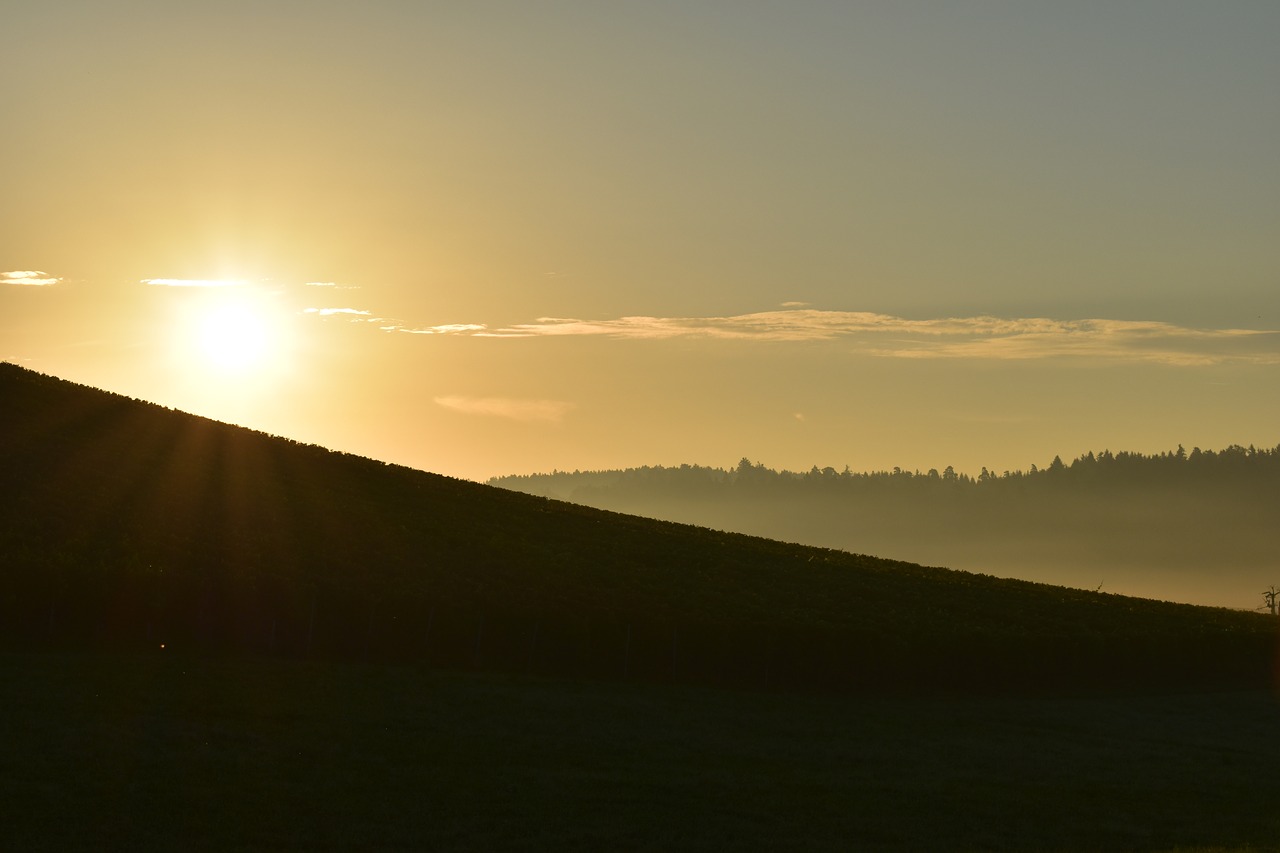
[1263,586,1280,616]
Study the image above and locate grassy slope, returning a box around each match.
[1,362,1277,691]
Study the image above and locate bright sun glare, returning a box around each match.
[170,287,292,384]
[198,303,269,370]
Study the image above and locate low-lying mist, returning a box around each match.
[492,447,1280,610]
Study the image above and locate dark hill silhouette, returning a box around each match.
[2,362,1275,692]
[491,448,1280,608]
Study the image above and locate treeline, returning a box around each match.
[493,443,1280,498]
[491,445,1280,608]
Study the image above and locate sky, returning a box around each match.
[3,1,1278,484]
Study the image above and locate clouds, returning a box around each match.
[872,318,1277,366]
[433,396,573,422]
[294,295,486,336]
[129,276,483,338]
[118,272,1280,368]
[296,298,1278,366]
[303,307,372,317]
[475,310,1279,366]
[392,323,488,335]
[143,278,248,287]
[304,308,485,336]
[3,270,60,286]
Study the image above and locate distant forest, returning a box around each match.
[492,444,1280,609]
[494,444,1280,494]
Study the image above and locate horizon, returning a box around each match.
[5,3,1279,483]
[6,358,1275,487]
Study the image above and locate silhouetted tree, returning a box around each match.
[1263,586,1279,616]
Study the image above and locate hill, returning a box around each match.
[490,449,1280,608]
[2,362,1276,692]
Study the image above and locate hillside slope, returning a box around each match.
[2,363,1275,691]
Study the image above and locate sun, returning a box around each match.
[168,287,293,383]
[197,303,270,370]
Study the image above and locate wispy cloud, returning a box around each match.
[142,278,247,287]
[292,300,1279,367]
[434,396,574,422]
[865,317,1279,366]
[3,270,60,286]
[473,310,1279,366]
[390,323,488,335]
[304,307,372,317]
[299,303,485,335]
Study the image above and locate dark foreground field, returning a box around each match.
[3,653,1278,851]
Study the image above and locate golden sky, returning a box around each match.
[4,2,1278,481]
